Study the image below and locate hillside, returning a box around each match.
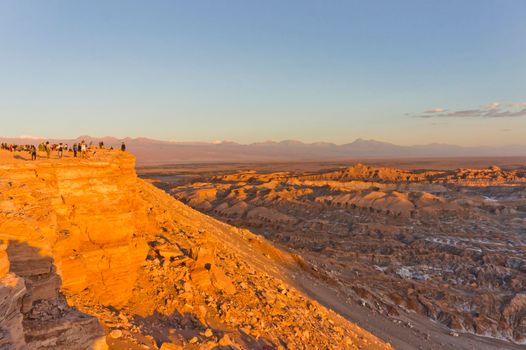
[0,150,392,349]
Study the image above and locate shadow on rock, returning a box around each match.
[0,240,106,350]
[131,310,276,349]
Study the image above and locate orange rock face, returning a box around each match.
[0,152,149,307]
[0,150,392,350]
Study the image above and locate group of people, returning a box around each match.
[37,142,69,159]
[1,143,38,160]
[1,143,34,152]
[1,140,127,160]
[71,141,89,158]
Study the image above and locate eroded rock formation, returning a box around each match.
[171,163,526,345]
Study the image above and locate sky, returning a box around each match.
[0,0,525,146]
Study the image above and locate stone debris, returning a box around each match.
[109,329,123,339]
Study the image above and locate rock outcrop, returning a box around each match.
[0,241,106,350]
[0,273,26,349]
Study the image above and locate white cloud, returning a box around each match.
[424,108,447,114]
[484,102,500,110]
[18,135,45,139]
[414,102,526,119]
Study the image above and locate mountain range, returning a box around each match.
[2,136,525,165]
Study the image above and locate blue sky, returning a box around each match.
[0,0,525,145]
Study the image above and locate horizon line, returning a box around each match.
[2,135,526,148]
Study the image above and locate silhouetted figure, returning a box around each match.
[73,143,78,157]
[45,142,51,159]
[30,146,37,161]
[121,142,126,152]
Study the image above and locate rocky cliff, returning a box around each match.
[0,150,392,349]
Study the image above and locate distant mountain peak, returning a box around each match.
[351,138,394,145]
[279,140,305,145]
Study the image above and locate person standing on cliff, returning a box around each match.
[58,143,64,158]
[30,145,37,161]
[121,142,126,152]
[45,142,51,159]
[80,141,87,158]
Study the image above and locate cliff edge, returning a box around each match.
[0,150,392,350]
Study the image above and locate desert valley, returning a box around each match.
[2,2,525,349]
[142,158,526,349]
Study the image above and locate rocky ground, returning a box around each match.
[166,163,526,348]
[0,150,391,350]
